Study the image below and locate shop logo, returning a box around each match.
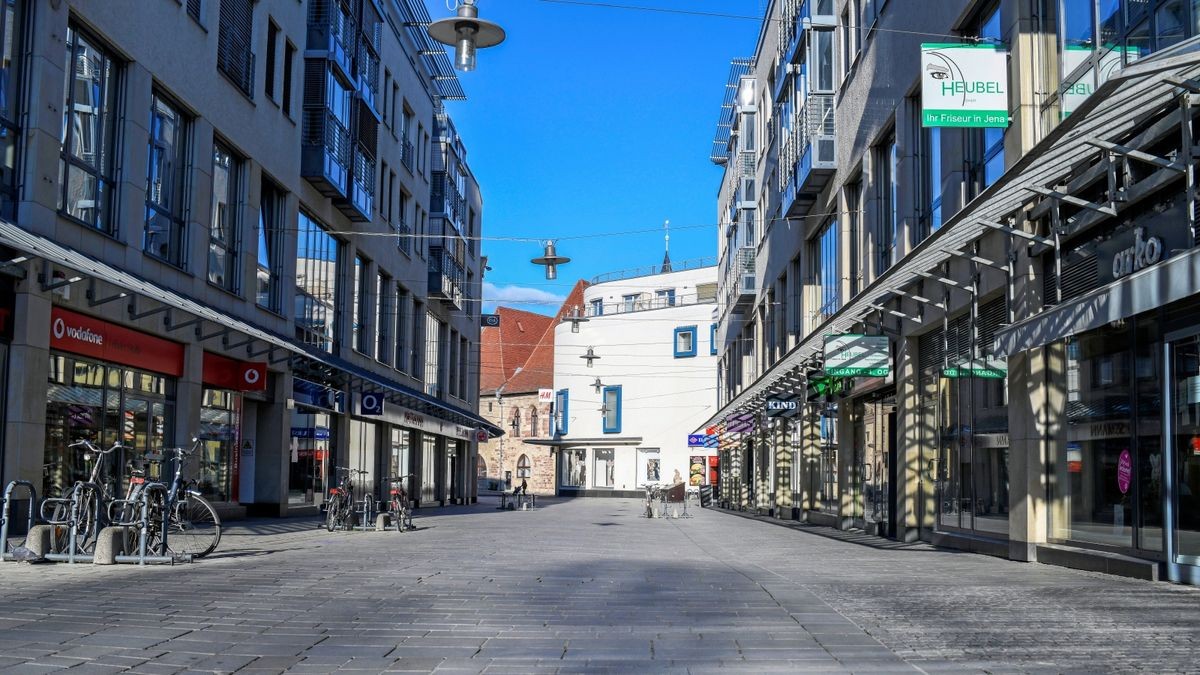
[1112,227,1163,279]
[243,367,261,386]
[53,317,104,346]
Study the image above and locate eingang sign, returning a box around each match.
[824,334,890,378]
[921,43,1009,128]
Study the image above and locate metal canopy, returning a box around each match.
[0,220,503,437]
[695,40,1200,434]
[711,58,753,164]
[522,437,644,448]
[397,0,467,101]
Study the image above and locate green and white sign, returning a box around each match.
[1060,45,1139,118]
[942,357,1007,379]
[921,43,1009,128]
[824,334,890,378]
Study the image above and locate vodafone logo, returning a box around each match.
[52,317,65,340]
[243,367,261,386]
[52,317,104,346]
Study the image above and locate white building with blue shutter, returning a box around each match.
[534,262,720,497]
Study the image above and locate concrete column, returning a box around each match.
[896,334,923,542]
[175,343,204,449]
[257,371,291,516]
[837,398,856,530]
[2,287,50,487]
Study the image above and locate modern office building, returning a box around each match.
[0,0,499,518]
[703,0,1200,584]
[542,260,721,497]
[477,281,588,495]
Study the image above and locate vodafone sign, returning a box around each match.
[50,307,184,376]
[203,352,268,392]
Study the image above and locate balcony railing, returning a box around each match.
[301,108,351,198]
[396,219,412,254]
[590,255,717,284]
[431,171,466,228]
[400,138,414,172]
[343,143,374,221]
[720,246,757,312]
[217,30,255,97]
[585,287,716,317]
[428,246,465,310]
[355,27,381,112]
[307,0,355,79]
[779,94,836,202]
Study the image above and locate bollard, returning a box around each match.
[375,513,390,532]
[94,526,127,565]
[24,525,52,558]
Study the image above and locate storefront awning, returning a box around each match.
[993,245,1200,356]
[523,437,644,448]
[697,40,1200,434]
[0,220,504,438]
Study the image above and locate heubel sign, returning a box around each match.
[824,334,890,377]
[921,43,1009,128]
[202,352,267,391]
[51,307,184,376]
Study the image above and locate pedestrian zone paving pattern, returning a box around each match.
[0,498,1198,674]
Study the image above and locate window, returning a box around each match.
[874,132,898,273]
[411,300,424,375]
[594,449,615,487]
[256,179,283,311]
[965,4,1005,196]
[555,389,569,435]
[655,289,676,307]
[294,212,340,352]
[622,294,639,312]
[529,406,540,438]
[845,181,861,296]
[397,190,411,254]
[459,336,469,399]
[424,311,441,396]
[674,325,698,358]
[217,0,254,96]
[510,407,521,438]
[60,26,119,234]
[710,322,719,356]
[816,218,841,320]
[144,93,190,266]
[353,255,370,353]
[0,0,25,221]
[208,142,241,292]
[264,21,277,101]
[381,69,391,128]
[376,272,391,364]
[281,41,296,117]
[590,298,604,316]
[187,0,202,22]
[601,386,622,434]
[916,124,943,243]
[516,454,531,479]
[696,282,718,302]
[395,284,409,372]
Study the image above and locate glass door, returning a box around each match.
[1169,336,1200,575]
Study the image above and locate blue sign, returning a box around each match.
[293,378,344,413]
[704,435,718,448]
[291,426,331,440]
[360,391,385,416]
[688,434,714,447]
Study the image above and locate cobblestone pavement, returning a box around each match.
[0,497,1198,674]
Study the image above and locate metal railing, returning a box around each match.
[400,138,415,172]
[429,246,465,306]
[356,29,380,100]
[719,246,756,310]
[431,171,466,226]
[396,219,412,254]
[351,143,375,213]
[586,288,716,317]
[589,255,717,284]
[303,109,352,174]
[778,94,834,191]
[217,29,255,97]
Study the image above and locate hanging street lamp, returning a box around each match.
[531,240,570,280]
[581,346,600,368]
[427,0,506,73]
[564,305,589,333]
[592,377,604,393]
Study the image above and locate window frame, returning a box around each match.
[601,385,622,434]
[207,139,242,293]
[256,178,284,312]
[59,25,121,235]
[555,389,569,436]
[674,325,699,358]
[710,322,719,356]
[143,90,192,268]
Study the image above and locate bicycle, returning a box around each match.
[325,467,368,532]
[115,439,221,559]
[382,474,414,532]
[43,439,125,555]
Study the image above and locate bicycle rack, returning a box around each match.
[38,481,104,564]
[0,480,37,561]
[109,483,189,565]
[351,498,376,531]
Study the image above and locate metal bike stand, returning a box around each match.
[0,480,36,561]
[110,483,188,565]
[38,481,104,564]
[352,499,376,531]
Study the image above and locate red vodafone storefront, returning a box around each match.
[43,307,266,504]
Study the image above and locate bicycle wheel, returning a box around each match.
[390,499,402,532]
[166,495,221,558]
[325,499,341,532]
[49,500,71,553]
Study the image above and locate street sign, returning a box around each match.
[942,357,1007,379]
[921,43,1009,128]
[481,314,501,327]
[688,434,711,447]
[765,397,800,417]
[476,428,489,443]
[824,334,890,378]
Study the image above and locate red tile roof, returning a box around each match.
[480,280,589,396]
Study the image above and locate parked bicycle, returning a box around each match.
[325,467,369,532]
[382,474,414,532]
[116,439,221,558]
[43,438,125,554]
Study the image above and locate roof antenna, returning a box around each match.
[661,219,672,273]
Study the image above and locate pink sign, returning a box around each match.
[1117,449,1133,494]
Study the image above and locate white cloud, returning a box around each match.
[482,282,566,315]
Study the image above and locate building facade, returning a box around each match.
[477,284,589,496]
[705,0,1200,585]
[0,0,500,519]
[543,262,720,497]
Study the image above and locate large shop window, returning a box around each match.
[289,409,333,505]
[594,449,615,488]
[563,448,587,487]
[45,355,173,499]
[1049,318,1163,551]
[389,427,412,497]
[295,212,340,352]
[198,389,240,503]
[0,0,26,220]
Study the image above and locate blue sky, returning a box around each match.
[425,0,762,314]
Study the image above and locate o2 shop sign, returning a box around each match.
[1111,227,1164,280]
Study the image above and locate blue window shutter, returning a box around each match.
[710,322,718,355]
[674,325,698,358]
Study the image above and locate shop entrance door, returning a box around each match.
[1165,334,1200,584]
[119,396,168,487]
[852,397,894,536]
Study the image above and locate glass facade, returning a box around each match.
[60,25,118,232]
[295,212,340,352]
[289,409,332,505]
[144,93,188,265]
[198,388,240,503]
